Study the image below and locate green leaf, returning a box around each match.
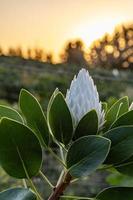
[0,188,37,200]
[47,88,59,114]
[19,89,49,147]
[117,97,129,117]
[116,156,133,176]
[110,110,133,129]
[66,135,110,178]
[96,187,133,200]
[104,126,133,164]
[0,118,42,178]
[0,105,23,123]
[48,92,73,145]
[73,110,98,140]
[104,97,129,130]
[102,102,107,114]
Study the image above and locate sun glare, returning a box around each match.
[72,18,126,48]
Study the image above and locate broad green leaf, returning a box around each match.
[110,110,133,129]
[66,135,110,178]
[48,92,73,145]
[47,88,59,114]
[73,110,98,140]
[104,126,133,164]
[0,188,37,200]
[0,105,23,123]
[116,156,133,176]
[19,89,49,147]
[104,97,129,130]
[0,118,42,178]
[117,97,129,117]
[96,187,133,200]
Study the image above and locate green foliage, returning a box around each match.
[73,110,98,140]
[101,102,107,113]
[96,187,133,200]
[106,170,133,186]
[0,188,37,200]
[48,91,73,145]
[19,89,49,147]
[116,156,133,177]
[104,126,133,164]
[66,136,110,178]
[0,77,133,199]
[111,110,133,128]
[104,96,129,131]
[0,105,23,123]
[0,166,22,190]
[0,118,42,178]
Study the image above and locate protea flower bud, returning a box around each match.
[66,68,105,129]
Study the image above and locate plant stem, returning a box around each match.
[115,160,133,168]
[39,170,54,189]
[98,164,113,171]
[22,179,27,188]
[16,147,43,200]
[70,178,79,183]
[60,146,65,163]
[48,171,72,200]
[56,170,65,186]
[98,161,133,171]
[28,178,43,200]
[59,142,68,153]
[48,147,66,168]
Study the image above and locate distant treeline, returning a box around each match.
[88,23,133,69]
[0,22,133,69]
[0,46,53,64]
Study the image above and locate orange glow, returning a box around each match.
[0,0,133,61]
[71,17,128,48]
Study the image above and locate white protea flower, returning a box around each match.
[66,68,105,129]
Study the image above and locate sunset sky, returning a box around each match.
[0,0,133,60]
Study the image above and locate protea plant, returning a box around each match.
[66,68,105,129]
[0,68,132,200]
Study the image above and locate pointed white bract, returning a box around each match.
[66,68,105,129]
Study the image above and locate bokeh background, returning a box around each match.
[0,0,133,199]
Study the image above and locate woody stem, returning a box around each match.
[48,171,72,200]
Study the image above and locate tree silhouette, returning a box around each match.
[27,48,32,59]
[8,47,16,57]
[87,23,133,69]
[46,53,53,64]
[7,46,23,58]
[61,40,88,67]
[33,48,45,61]
[15,47,23,57]
[0,46,3,56]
